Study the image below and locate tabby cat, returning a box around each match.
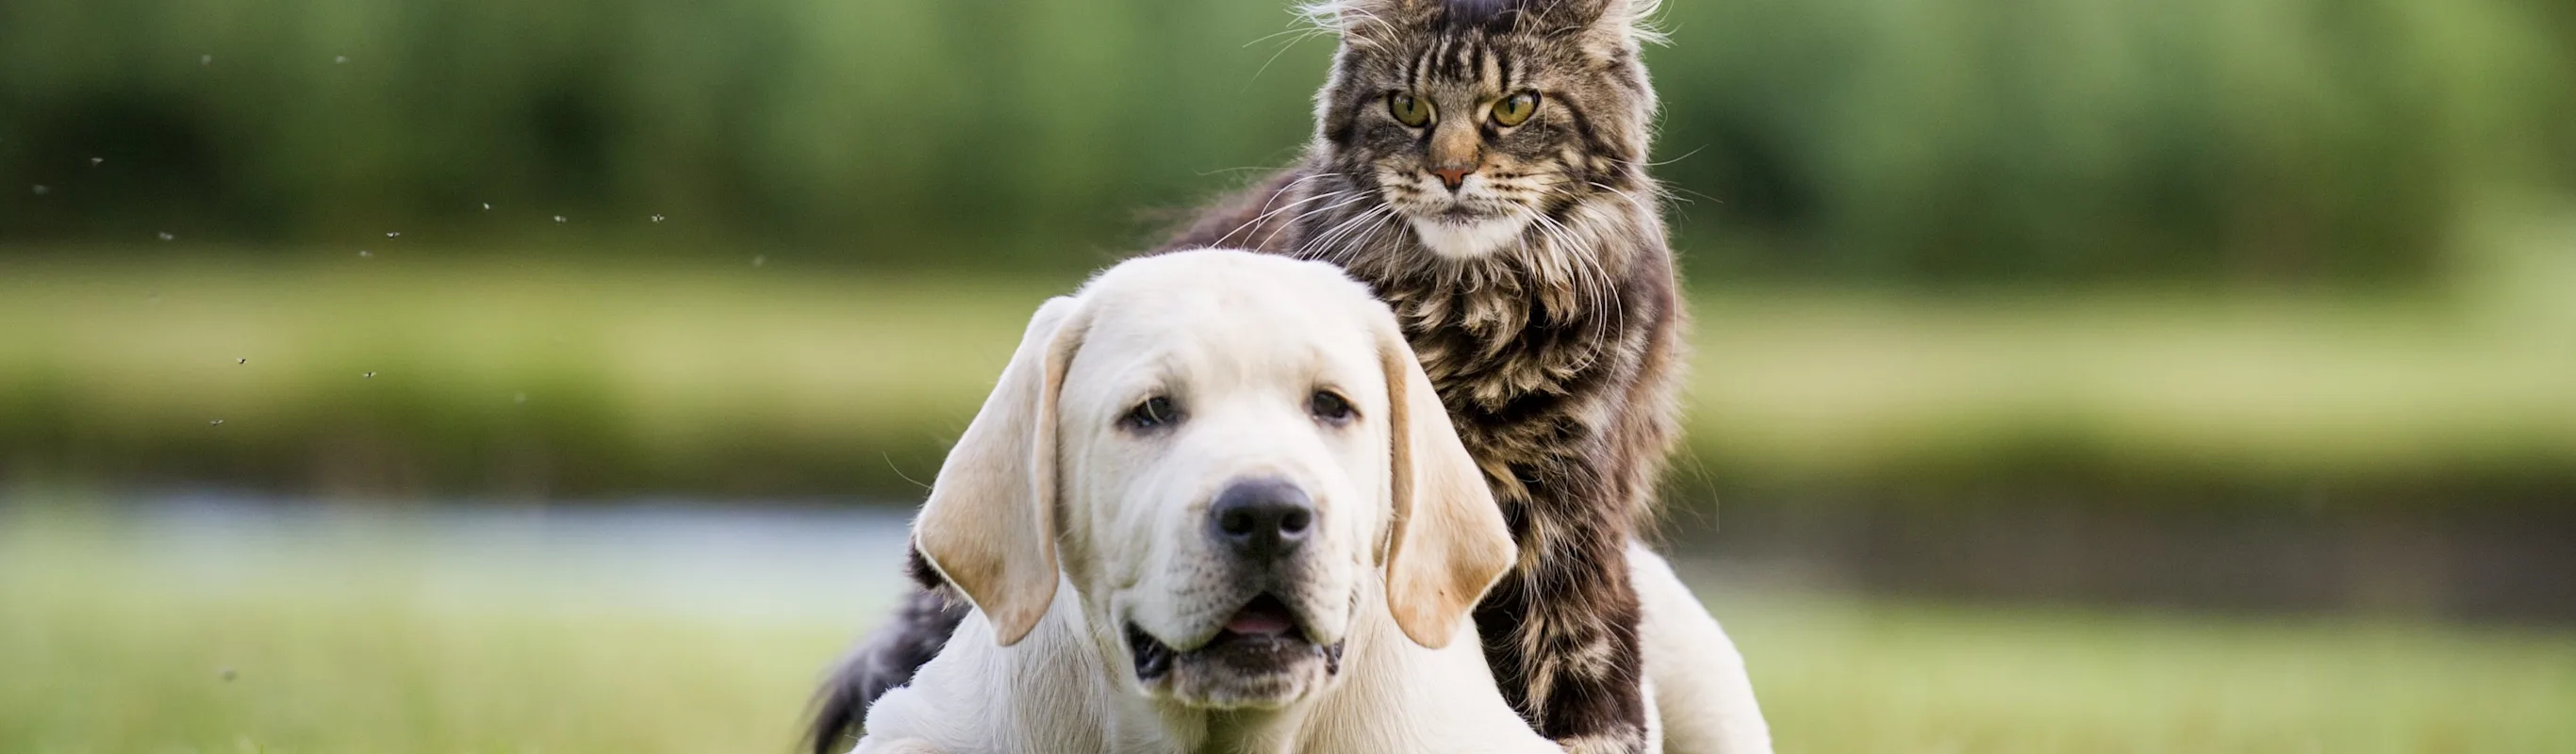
[811,1,1683,752]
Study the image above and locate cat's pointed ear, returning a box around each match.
[1300,0,1437,47]
[1524,0,1668,58]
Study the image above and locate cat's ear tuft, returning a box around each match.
[1527,0,1668,55]
[1300,0,1436,47]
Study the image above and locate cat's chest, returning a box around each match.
[1374,290,1627,476]
[1388,287,1616,405]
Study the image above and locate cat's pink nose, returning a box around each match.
[1432,165,1477,190]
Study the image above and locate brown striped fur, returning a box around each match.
[1161,3,1679,750]
[806,2,1679,752]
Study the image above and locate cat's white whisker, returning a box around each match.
[1220,176,1354,248]
[1259,192,1372,252]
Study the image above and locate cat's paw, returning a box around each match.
[1558,731,1649,754]
[850,736,946,754]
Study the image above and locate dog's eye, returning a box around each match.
[1121,396,1181,431]
[1309,390,1356,426]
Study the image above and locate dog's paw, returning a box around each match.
[850,736,947,754]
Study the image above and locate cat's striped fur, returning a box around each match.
[808,2,1679,752]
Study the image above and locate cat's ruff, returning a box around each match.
[1406,213,1534,259]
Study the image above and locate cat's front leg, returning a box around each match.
[1478,554,1654,754]
[1527,603,1654,754]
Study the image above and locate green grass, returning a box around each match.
[4,507,2570,753]
[0,513,861,753]
[1729,595,2576,752]
[0,254,1064,496]
[4,211,2574,504]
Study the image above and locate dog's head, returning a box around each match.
[911,249,1512,711]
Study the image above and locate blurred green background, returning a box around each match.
[3,0,2572,750]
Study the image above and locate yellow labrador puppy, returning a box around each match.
[855,250,1560,754]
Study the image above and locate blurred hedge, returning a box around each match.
[2,0,2570,281]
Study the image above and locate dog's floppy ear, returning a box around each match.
[914,295,1090,647]
[1374,317,1516,648]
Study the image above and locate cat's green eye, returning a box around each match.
[1389,92,1434,127]
[1492,91,1540,127]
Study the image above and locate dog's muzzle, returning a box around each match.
[1123,478,1348,708]
[1127,595,1345,685]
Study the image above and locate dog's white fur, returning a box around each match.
[853,249,1772,754]
[859,250,1553,753]
[1633,541,1774,754]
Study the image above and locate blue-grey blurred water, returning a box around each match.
[32,494,2569,625]
[93,495,924,626]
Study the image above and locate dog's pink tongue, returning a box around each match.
[1225,605,1296,636]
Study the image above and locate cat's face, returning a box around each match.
[1312,0,1658,260]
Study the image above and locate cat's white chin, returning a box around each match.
[1407,214,1529,259]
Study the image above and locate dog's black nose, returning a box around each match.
[1209,478,1314,562]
